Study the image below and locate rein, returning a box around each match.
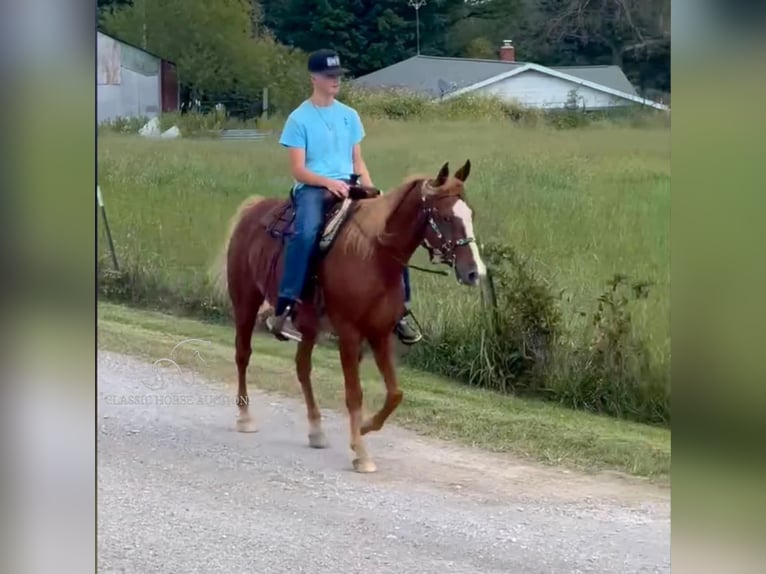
[407,263,450,276]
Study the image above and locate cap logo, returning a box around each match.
[326,56,340,67]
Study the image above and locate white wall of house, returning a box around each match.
[473,70,629,110]
[97,31,162,123]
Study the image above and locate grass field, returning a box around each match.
[98,302,670,480]
[97,117,670,424]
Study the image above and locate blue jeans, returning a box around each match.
[402,265,412,307]
[276,183,414,312]
[278,185,326,305]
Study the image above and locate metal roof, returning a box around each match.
[352,55,638,98]
[97,29,176,66]
[351,56,526,97]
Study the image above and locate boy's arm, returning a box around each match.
[352,144,374,188]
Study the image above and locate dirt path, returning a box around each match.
[98,350,669,573]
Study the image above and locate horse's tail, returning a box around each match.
[208,195,268,305]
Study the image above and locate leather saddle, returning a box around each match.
[266,174,381,255]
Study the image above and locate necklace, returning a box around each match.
[311,100,339,151]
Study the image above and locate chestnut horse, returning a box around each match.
[211,160,487,472]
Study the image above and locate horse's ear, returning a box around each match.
[455,159,471,182]
[435,162,449,186]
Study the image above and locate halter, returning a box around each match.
[419,185,475,267]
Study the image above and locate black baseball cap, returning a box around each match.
[307,49,348,77]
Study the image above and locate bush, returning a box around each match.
[405,242,562,394]
[404,244,669,425]
[337,85,663,128]
[97,250,229,323]
[548,274,670,424]
[98,86,667,137]
[98,116,148,135]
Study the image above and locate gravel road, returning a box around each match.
[97,350,670,574]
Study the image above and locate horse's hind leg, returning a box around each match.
[361,334,403,436]
[233,289,263,433]
[295,337,328,448]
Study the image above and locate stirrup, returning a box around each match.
[265,311,302,343]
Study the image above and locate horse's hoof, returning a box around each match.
[308,431,328,449]
[235,416,258,433]
[352,458,377,473]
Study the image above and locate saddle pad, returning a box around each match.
[318,198,352,253]
[265,197,354,255]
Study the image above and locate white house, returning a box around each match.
[352,41,668,111]
[97,30,179,123]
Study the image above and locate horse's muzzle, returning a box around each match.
[455,263,480,286]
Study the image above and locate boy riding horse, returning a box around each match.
[266,49,423,345]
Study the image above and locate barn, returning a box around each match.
[352,41,668,111]
[97,30,179,123]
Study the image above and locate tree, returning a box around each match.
[442,0,524,59]
[260,0,473,76]
[100,0,307,112]
[529,0,669,69]
[98,0,131,9]
[494,0,670,94]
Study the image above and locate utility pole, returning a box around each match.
[142,0,147,49]
[408,0,426,55]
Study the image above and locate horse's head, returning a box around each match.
[420,160,487,286]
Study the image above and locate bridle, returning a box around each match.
[419,187,476,268]
[352,177,477,277]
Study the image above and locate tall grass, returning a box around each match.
[97,113,670,425]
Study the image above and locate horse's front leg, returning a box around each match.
[293,306,327,448]
[337,328,376,473]
[361,333,403,435]
[294,336,328,448]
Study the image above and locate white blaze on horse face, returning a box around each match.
[452,199,487,277]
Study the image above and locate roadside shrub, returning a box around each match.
[548,274,670,424]
[404,244,669,425]
[97,250,228,322]
[475,242,563,391]
[406,242,563,395]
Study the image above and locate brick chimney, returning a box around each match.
[499,40,515,62]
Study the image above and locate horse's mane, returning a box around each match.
[338,175,427,261]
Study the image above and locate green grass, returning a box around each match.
[98,301,670,480]
[97,118,670,421]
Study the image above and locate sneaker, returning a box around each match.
[395,311,423,345]
[266,309,302,342]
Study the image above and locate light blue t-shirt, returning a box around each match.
[279,99,365,189]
